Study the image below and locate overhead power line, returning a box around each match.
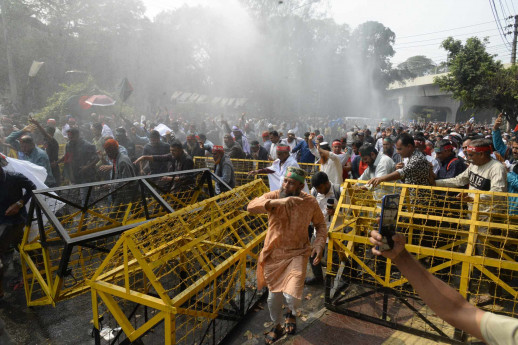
[395,28,499,45]
[504,0,514,16]
[490,0,512,50]
[396,34,502,49]
[396,20,507,39]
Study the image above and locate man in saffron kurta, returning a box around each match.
[247,167,327,344]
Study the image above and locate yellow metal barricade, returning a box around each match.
[58,143,66,157]
[88,179,269,345]
[193,156,320,188]
[20,169,217,306]
[326,179,518,343]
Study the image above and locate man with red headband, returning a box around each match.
[308,134,343,184]
[433,138,507,194]
[331,139,349,166]
[212,145,235,194]
[432,138,507,301]
[434,139,466,180]
[261,131,272,153]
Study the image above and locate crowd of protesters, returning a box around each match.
[2,108,518,344]
[0,111,514,197]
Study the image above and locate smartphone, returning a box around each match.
[377,194,400,251]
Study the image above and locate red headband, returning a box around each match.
[212,145,224,153]
[332,140,341,146]
[277,145,290,152]
[466,145,492,153]
[437,144,454,152]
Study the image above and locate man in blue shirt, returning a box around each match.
[492,114,518,214]
[492,113,518,165]
[5,127,55,186]
[0,153,36,297]
[291,132,316,164]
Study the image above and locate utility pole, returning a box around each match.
[512,15,518,64]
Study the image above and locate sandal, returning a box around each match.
[264,325,283,345]
[284,311,297,335]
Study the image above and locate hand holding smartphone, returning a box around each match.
[377,194,400,252]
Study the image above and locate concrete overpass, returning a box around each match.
[387,63,513,123]
[386,73,460,122]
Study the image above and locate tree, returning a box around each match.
[435,37,518,127]
[0,0,146,114]
[347,21,396,114]
[397,55,436,77]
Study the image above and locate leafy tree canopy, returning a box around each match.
[397,55,436,78]
[434,36,518,126]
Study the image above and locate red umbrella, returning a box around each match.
[84,95,116,107]
[79,95,92,109]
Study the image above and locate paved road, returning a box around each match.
[0,258,453,345]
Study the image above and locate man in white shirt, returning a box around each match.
[358,144,396,198]
[331,140,350,166]
[358,144,396,181]
[307,171,343,285]
[374,131,386,153]
[249,144,308,193]
[268,130,286,161]
[308,134,343,184]
[286,129,303,158]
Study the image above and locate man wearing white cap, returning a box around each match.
[308,134,343,184]
[285,130,302,157]
[231,125,250,155]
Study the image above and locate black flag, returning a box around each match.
[119,77,133,102]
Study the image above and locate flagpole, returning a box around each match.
[116,77,133,126]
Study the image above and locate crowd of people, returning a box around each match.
[1,109,518,344]
[0,111,512,196]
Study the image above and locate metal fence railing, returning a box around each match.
[20,168,228,306]
[193,156,320,189]
[89,179,269,345]
[325,179,518,344]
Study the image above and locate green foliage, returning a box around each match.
[35,77,135,121]
[350,21,395,77]
[434,36,518,125]
[35,81,93,121]
[2,0,398,118]
[397,55,436,78]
